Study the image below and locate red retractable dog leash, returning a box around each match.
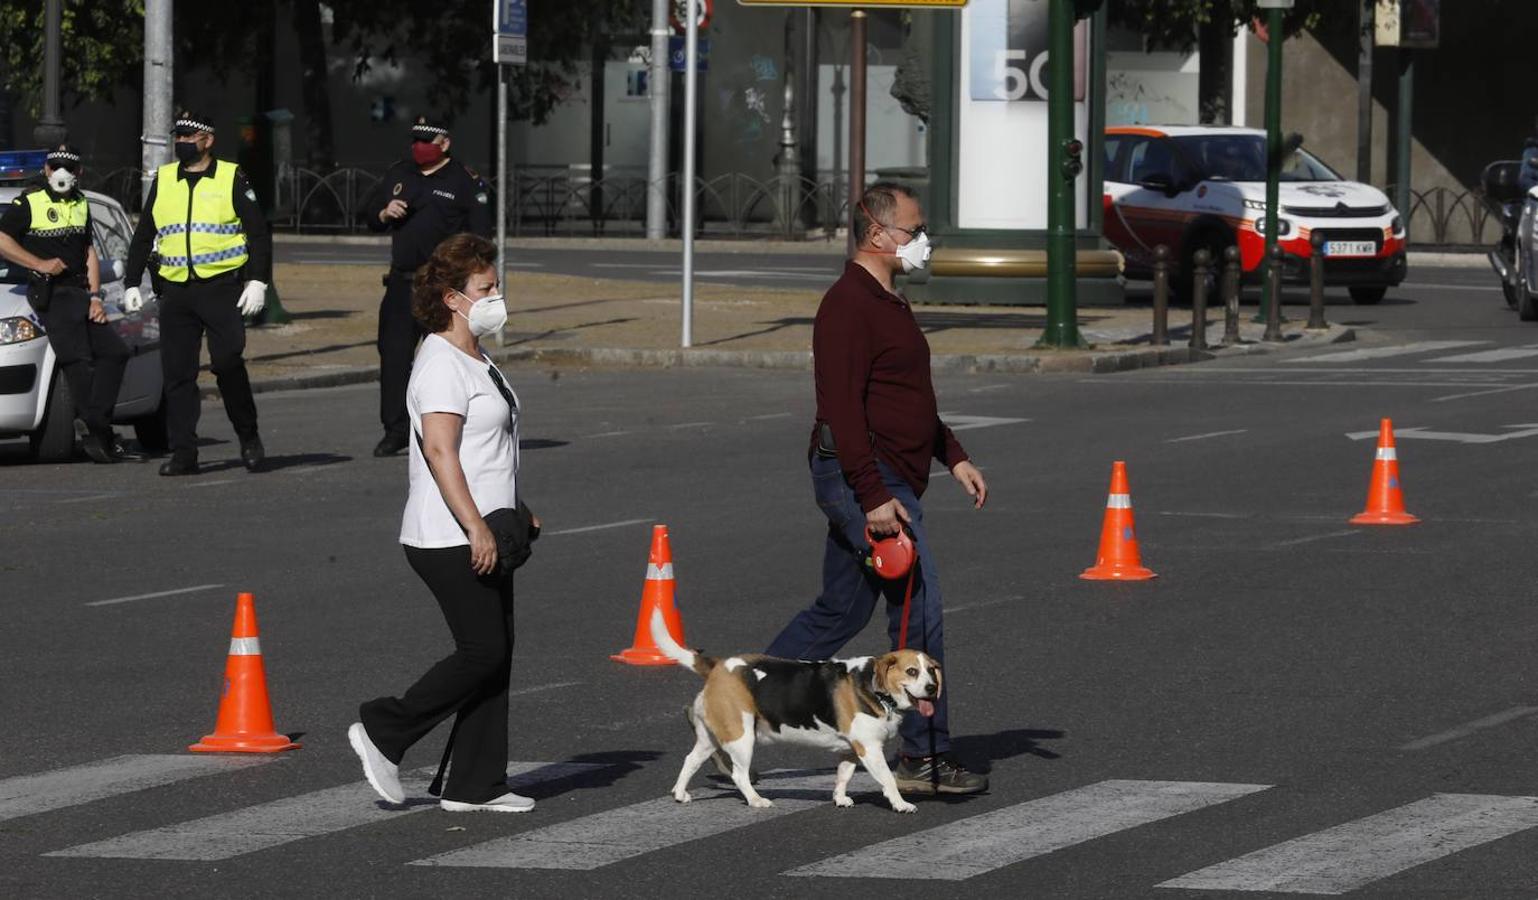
[866,525,918,648]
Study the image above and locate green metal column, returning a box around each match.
[1394,49,1414,226]
[1260,5,1283,321]
[1038,0,1081,349]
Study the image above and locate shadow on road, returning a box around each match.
[952,727,1067,773]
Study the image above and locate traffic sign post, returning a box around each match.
[492,0,527,346]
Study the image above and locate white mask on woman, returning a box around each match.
[454,291,507,337]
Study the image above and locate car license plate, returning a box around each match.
[1324,240,1377,257]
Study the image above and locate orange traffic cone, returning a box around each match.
[612,525,687,665]
[1350,417,1420,526]
[1080,460,1157,581]
[189,593,300,753]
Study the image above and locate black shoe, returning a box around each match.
[373,432,408,457]
[892,754,989,795]
[159,456,199,477]
[75,420,115,464]
[106,432,148,462]
[240,435,266,472]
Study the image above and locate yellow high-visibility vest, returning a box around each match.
[22,189,89,240]
[150,160,247,282]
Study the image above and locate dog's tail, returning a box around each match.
[649,608,715,677]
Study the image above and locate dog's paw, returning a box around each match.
[673,790,692,803]
[747,796,774,809]
[891,800,917,814]
[833,795,854,808]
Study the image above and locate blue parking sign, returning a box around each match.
[668,36,710,73]
[494,0,527,65]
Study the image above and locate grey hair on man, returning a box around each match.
[854,181,919,247]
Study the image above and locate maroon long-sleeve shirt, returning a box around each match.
[811,260,968,512]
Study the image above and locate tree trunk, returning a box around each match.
[292,0,335,171]
[1197,16,1232,126]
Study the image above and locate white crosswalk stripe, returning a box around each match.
[0,754,276,824]
[1422,344,1538,364]
[1158,793,1538,895]
[784,780,1271,881]
[410,770,833,870]
[1284,341,1488,364]
[46,761,607,861]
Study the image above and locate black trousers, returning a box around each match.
[377,271,422,439]
[360,545,515,804]
[39,284,129,435]
[159,276,258,459]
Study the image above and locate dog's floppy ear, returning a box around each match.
[874,652,898,693]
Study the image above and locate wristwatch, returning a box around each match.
[88,290,103,300]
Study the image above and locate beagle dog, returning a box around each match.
[649,609,941,813]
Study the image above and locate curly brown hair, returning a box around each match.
[412,233,498,333]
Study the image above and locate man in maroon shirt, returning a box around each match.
[765,182,989,795]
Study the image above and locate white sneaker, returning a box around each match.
[439,791,536,813]
[347,722,405,805]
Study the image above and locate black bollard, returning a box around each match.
[1263,243,1285,342]
[1221,245,1241,346]
[1152,245,1170,346]
[1190,248,1211,350]
[1307,231,1328,330]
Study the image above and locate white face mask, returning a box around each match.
[48,169,77,194]
[454,290,507,337]
[895,231,932,274]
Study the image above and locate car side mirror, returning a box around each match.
[1284,132,1306,155]
[1138,173,1177,195]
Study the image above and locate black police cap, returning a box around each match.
[172,111,215,136]
[410,115,449,142]
[46,144,82,169]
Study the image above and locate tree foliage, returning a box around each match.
[1107,0,1336,53]
[0,0,145,115]
[333,0,647,125]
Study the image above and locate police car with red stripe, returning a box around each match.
[1103,125,1407,304]
[0,150,165,461]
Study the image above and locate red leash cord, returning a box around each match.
[896,563,917,650]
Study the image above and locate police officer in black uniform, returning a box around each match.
[364,116,493,457]
[123,111,273,476]
[0,146,141,463]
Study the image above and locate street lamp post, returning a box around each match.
[1258,0,1291,323]
[1037,0,1083,349]
[34,0,66,148]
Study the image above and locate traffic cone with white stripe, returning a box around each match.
[1080,460,1157,581]
[1350,418,1420,525]
[189,593,300,753]
[612,525,686,666]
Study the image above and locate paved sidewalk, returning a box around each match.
[214,262,1353,395]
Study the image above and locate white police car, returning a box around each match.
[1103,126,1408,304]
[0,150,164,461]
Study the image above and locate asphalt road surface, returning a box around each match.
[4,265,1538,898]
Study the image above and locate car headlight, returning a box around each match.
[1390,215,1403,235]
[0,316,41,345]
[1254,217,1293,237]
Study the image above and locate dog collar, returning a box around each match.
[873,691,900,714]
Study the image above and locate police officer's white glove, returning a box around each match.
[238,280,267,317]
[122,287,144,313]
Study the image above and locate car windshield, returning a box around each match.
[1173,134,1342,183]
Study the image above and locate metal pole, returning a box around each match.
[777,11,800,239]
[1264,243,1284,342]
[1356,0,1374,183]
[1222,245,1241,345]
[645,0,670,239]
[1260,6,1283,322]
[495,64,508,348]
[1395,49,1413,231]
[1038,0,1080,348]
[681,0,699,347]
[1307,230,1327,329]
[34,0,65,147]
[846,10,866,259]
[141,0,174,205]
[1151,245,1169,347]
[1189,248,1210,351]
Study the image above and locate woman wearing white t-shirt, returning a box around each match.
[347,234,536,814]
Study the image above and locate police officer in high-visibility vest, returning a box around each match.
[0,145,142,463]
[363,116,492,457]
[123,111,273,476]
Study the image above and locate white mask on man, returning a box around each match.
[895,231,932,274]
[48,169,77,194]
[455,291,508,337]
